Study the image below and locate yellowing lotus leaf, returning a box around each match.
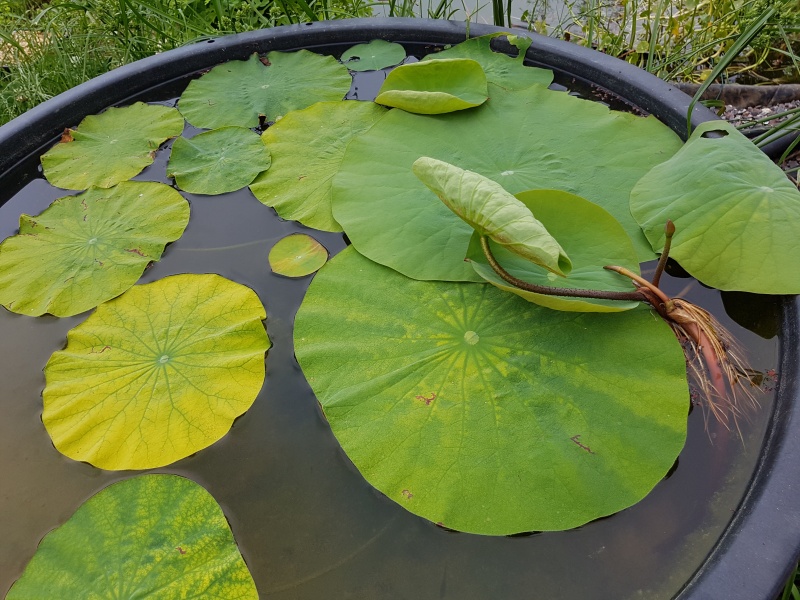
[269,234,328,277]
[43,274,270,470]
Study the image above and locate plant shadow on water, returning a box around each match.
[0,53,782,599]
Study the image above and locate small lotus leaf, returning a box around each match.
[332,84,682,282]
[0,181,189,317]
[178,51,352,129]
[269,233,328,277]
[422,32,552,90]
[41,102,184,190]
[341,39,406,71]
[7,475,257,599]
[412,157,571,275]
[375,58,489,114]
[467,189,641,312]
[167,126,271,195]
[43,273,270,470]
[294,247,688,534]
[250,101,386,231]
[630,120,800,293]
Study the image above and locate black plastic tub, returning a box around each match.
[1,18,799,600]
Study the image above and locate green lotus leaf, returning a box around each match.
[466,189,641,312]
[43,273,270,470]
[41,102,184,190]
[167,126,271,195]
[250,101,386,231]
[341,39,406,71]
[375,58,489,114]
[294,247,688,535]
[7,475,257,599]
[412,156,571,276]
[422,32,552,90]
[178,51,352,129]
[630,120,800,294]
[332,84,682,282]
[0,181,189,317]
[269,233,328,277]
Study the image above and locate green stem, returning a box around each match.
[651,219,675,288]
[479,236,646,303]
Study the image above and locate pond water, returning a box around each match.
[0,48,783,599]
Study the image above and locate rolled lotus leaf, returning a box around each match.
[375,58,488,114]
[413,156,571,276]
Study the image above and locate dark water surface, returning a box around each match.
[0,56,782,599]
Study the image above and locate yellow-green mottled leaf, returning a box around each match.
[0,181,189,317]
[294,247,688,534]
[375,58,488,114]
[269,234,328,277]
[178,52,352,129]
[250,101,386,231]
[413,157,571,276]
[168,126,271,195]
[41,102,184,190]
[43,274,270,470]
[341,39,406,71]
[7,475,257,599]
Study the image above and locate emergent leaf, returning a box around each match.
[412,157,571,276]
[375,58,489,114]
[7,475,257,599]
[43,274,270,470]
[0,181,189,317]
[294,247,688,535]
[341,39,406,71]
[41,102,184,190]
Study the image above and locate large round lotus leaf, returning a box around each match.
[375,58,489,114]
[167,126,271,195]
[341,39,406,71]
[294,247,688,534]
[269,233,328,277]
[630,120,800,294]
[43,273,270,470]
[41,102,184,190]
[178,51,351,129]
[466,189,641,312]
[332,84,682,282]
[422,32,553,90]
[413,156,571,276]
[0,181,189,317]
[250,101,386,231]
[7,475,257,599]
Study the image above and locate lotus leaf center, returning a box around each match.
[87,238,98,245]
[547,272,558,281]
[501,170,515,176]
[463,330,480,345]
[158,354,170,364]
[760,186,774,193]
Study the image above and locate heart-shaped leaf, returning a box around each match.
[0,181,189,317]
[341,39,406,71]
[167,126,271,195]
[7,475,257,599]
[630,120,800,293]
[412,157,571,275]
[41,102,184,190]
[467,189,641,312]
[375,58,489,114]
[43,273,270,470]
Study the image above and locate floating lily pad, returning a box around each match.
[467,189,642,312]
[250,101,386,231]
[294,247,688,534]
[375,58,489,114]
[167,126,271,195]
[422,33,552,90]
[269,234,328,277]
[43,274,270,470]
[413,157,571,276]
[7,475,257,599]
[41,102,184,190]
[178,51,352,129]
[341,39,406,71]
[0,181,189,317]
[630,120,800,294]
[332,84,682,282]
